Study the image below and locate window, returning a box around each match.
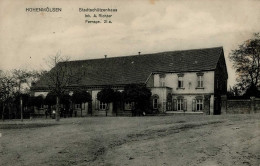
[196,99,203,111]
[197,75,203,87]
[159,74,166,87]
[152,94,159,109]
[178,76,184,88]
[192,96,204,112]
[75,104,81,109]
[196,73,204,88]
[166,93,172,111]
[176,97,187,111]
[99,102,107,110]
[153,98,158,109]
[125,102,134,110]
[159,77,165,87]
[177,99,183,111]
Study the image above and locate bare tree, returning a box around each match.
[12,69,44,120]
[12,69,31,94]
[44,52,81,121]
[0,71,16,121]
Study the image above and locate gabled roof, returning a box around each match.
[33,47,224,89]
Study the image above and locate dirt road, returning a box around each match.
[0,115,259,166]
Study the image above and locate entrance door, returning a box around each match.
[214,97,221,115]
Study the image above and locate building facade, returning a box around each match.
[32,47,228,116]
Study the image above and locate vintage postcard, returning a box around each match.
[0,0,259,166]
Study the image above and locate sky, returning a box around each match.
[0,0,260,87]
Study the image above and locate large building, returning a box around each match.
[32,47,228,116]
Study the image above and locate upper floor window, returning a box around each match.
[198,75,203,87]
[197,73,204,88]
[178,76,184,88]
[159,74,166,87]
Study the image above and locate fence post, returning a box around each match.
[221,95,227,114]
[250,96,255,114]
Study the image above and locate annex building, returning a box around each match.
[32,47,228,116]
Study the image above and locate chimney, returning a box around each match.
[104,55,107,58]
[138,52,141,55]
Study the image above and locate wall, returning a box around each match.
[172,94,213,114]
[222,97,260,114]
[255,98,260,113]
[214,52,228,96]
[153,71,215,94]
[226,100,251,114]
[151,87,170,112]
[152,71,215,113]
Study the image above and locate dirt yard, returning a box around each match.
[0,114,259,166]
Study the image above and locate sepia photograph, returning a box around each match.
[0,0,259,165]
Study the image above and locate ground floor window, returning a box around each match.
[173,97,187,111]
[75,104,81,109]
[192,97,204,112]
[99,102,107,110]
[125,102,134,110]
[152,94,159,109]
[153,98,158,109]
[196,99,203,111]
[177,99,184,111]
[167,102,172,111]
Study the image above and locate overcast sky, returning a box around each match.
[0,0,260,87]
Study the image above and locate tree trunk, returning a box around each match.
[106,103,108,117]
[2,104,5,121]
[114,102,117,116]
[56,96,60,121]
[20,96,23,122]
[89,102,92,116]
[8,103,11,119]
[81,103,82,117]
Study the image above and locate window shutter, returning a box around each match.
[173,99,177,111]
[184,99,187,111]
[167,102,172,111]
[192,99,196,112]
